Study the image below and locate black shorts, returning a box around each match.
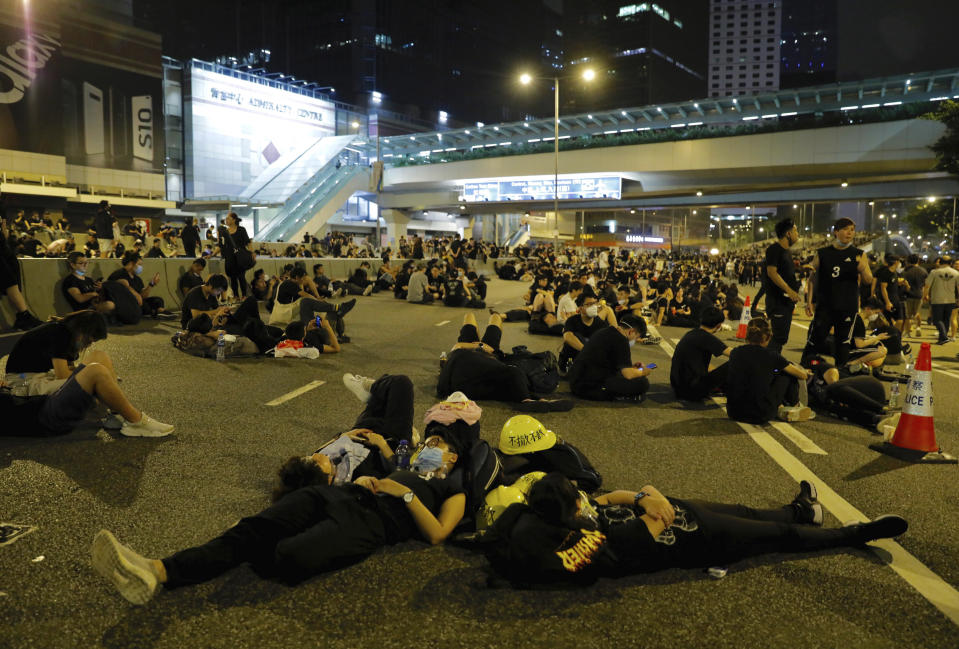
[37,366,95,433]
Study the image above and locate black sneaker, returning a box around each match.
[13,310,43,331]
[845,515,908,542]
[336,299,357,318]
[613,393,646,404]
[337,334,351,343]
[791,480,823,525]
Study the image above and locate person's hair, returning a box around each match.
[62,310,108,349]
[226,211,241,224]
[575,292,597,307]
[863,297,884,311]
[942,256,954,265]
[745,317,772,344]
[193,257,207,268]
[700,306,724,328]
[907,254,919,265]
[67,251,85,266]
[272,457,331,503]
[98,200,108,207]
[121,251,141,266]
[284,320,306,340]
[567,281,583,293]
[152,238,161,244]
[289,267,307,280]
[833,217,855,231]
[313,263,323,273]
[884,253,900,266]
[415,262,426,271]
[775,218,795,239]
[206,273,228,290]
[527,473,583,529]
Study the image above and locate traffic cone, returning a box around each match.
[736,295,752,339]
[870,342,957,463]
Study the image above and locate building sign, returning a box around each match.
[186,68,336,198]
[625,235,665,243]
[462,176,622,202]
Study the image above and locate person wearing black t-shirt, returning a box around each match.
[218,212,252,299]
[144,238,166,258]
[180,275,229,329]
[107,252,168,318]
[180,217,201,258]
[62,252,116,315]
[177,258,206,297]
[670,307,731,400]
[802,218,873,367]
[568,314,652,402]
[559,294,609,373]
[91,410,469,605]
[273,267,354,328]
[873,253,906,331]
[727,318,812,424]
[0,213,43,330]
[664,287,697,328]
[764,219,802,354]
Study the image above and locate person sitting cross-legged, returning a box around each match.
[670,306,731,401]
[568,313,653,403]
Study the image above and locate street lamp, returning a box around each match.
[519,67,597,248]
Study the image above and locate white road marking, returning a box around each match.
[654,321,959,623]
[265,380,326,406]
[435,320,450,327]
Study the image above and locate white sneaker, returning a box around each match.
[91,530,158,605]
[120,413,174,437]
[342,373,374,403]
[877,413,900,439]
[362,284,373,296]
[778,405,815,422]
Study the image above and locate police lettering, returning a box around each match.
[905,394,924,406]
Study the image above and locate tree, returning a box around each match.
[904,201,956,248]
[925,100,959,176]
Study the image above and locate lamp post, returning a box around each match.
[520,68,596,249]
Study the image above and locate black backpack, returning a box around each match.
[498,440,602,493]
[502,345,559,395]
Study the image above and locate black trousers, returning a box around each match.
[803,307,857,366]
[141,296,165,317]
[766,297,794,355]
[931,303,954,342]
[674,364,728,401]
[183,240,197,259]
[225,263,248,298]
[607,498,858,572]
[572,373,649,401]
[161,485,386,587]
[438,324,529,401]
[296,297,336,323]
[352,374,414,441]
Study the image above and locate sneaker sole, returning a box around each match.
[119,424,174,438]
[91,530,156,605]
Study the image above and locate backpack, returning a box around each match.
[502,345,559,395]
[498,440,602,493]
[448,438,504,531]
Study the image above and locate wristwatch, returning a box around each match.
[633,491,649,507]
[402,490,415,504]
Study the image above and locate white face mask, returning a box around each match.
[867,313,879,322]
[585,304,599,318]
[628,338,636,347]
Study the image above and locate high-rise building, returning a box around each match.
[563,1,708,113]
[779,0,836,88]
[707,0,782,99]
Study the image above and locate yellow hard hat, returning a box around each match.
[477,485,526,530]
[498,415,557,455]
[511,471,547,496]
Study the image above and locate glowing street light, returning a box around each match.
[519,72,532,85]
[582,68,596,81]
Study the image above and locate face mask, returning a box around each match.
[618,299,627,306]
[868,313,879,322]
[411,446,445,474]
[628,338,636,347]
[585,305,599,318]
[834,239,852,249]
[134,265,144,275]
[74,269,86,277]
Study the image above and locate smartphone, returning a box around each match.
[315,315,322,327]
[645,363,657,370]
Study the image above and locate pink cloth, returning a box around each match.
[424,398,483,427]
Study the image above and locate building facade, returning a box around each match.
[779,0,837,88]
[707,0,782,98]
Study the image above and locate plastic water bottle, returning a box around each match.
[394,440,411,470]
[888,382,900,409]
[216,332,226,362]
[905,352,914,374]
[439,351,447,368]
[11,373,28,397]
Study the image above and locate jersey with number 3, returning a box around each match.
[815,245,863,312]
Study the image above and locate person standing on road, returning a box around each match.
[180,217,201,259]
[923,256,959,345]
[764,219,801,354]
[901,254,928,338]
[801,218,873,366]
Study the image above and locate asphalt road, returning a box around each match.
[1,278,957,649]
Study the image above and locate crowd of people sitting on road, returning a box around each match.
[1,212,925,605]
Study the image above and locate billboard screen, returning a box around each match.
[186,68,336,199]
[462,176,622,202]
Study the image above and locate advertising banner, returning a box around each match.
[0,17,62,156]
[186,67,336,199]
[462,176,623,202]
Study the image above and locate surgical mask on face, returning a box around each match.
[411,446,445,474]
[134,265,144,275]
[868,313,879,322]
[618,299,627,306]
[585,304,599,318]
[74,268,86,277]
[834,239,852,249]
[628,338,636,347]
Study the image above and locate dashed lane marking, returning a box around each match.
[435,320,451,327]
[265,380,326,406]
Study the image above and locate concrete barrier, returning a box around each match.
[1,255,514,327]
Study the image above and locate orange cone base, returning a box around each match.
[890,413,938,453]
[735,325,747,339]
[869,442,957,464]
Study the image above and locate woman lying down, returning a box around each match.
[481,473,907,587]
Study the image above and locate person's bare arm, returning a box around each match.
[67,286,97,304]
[858,253,874,287]
[563,331,584,350]
[52,357,72,380]
[784,363,810,380]
[371,479,466,544]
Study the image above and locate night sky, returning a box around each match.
[837,0,959,80]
